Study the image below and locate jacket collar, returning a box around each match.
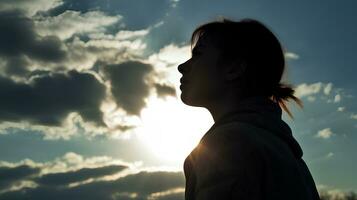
[206,96,303,158]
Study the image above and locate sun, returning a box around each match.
[135,96,213,166]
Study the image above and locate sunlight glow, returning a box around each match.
[135,96,213,166]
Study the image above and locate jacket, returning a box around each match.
[183,96,320,200]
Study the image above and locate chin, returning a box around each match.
[180,93,203,107]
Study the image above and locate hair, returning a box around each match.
[190,18,303,119]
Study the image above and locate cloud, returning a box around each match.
[39,152,138,175]
[2,55,30,76]
[350,114,357,120]
[35,10,122,40]
[294,82,348,104]
[0,165,40,190]
[43,0,173,30]
[115,29,150,40]
[0,0,62,17]
[325,152,334,159]
[295,82,325,98]
[47,34,148,73]
[0,171,185,200]
[323,83,333,95]
[0,8,149,77]
[0,112,107,140]
[0,0,191,141]
[154,83,177,98]
[334,94,341,103]
[0,152,185,200]
[146,44,190,89]
[318,185,357,200]
[0,10,66,63]
[101,61,154,115]
[147,187,184,200]
[35,165,127,187]
[0,1,178,132]
[0,70,106,128]
[148,44,190,68]
[284,52,299,60]
[337,107,345,112]
[0,152,138,193]
[315,128,334,139]
[0,5,156,79]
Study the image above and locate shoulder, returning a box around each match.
[188,122,265,190]
[192,121,264,169]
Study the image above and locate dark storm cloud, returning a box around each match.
[155,192,185,200]
[3,56,29,76]
[42,0,172,30]
[35,165,127,186]
[0,70,106,127]
[0,10,66,63]
[0,165,40,189]
[102,61,153,115]
[154,83,177,98]
[0,170,185,200]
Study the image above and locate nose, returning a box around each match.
[178,60,189,74]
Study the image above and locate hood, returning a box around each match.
[209,96,303,158]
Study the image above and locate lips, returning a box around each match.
[180,77,189,84]
[179,78,189,90]
[179,84,185,90]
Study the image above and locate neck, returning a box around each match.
[205,91,243,122]
[206,93,270,123]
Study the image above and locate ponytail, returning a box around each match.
[271,82,303,119]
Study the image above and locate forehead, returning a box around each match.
[195,33,210,47]
[193,33,218,51]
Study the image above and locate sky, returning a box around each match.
[0,0,356,199]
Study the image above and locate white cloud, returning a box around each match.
[0,152,142,193]
[323,83,333,95]
[0,152,140,177]
[35,11,122,40]
[350,113,357,120]
[315,128,334,139]
[284,52,299,60]
[148,44,190,68]
[325,152,334,158]
[84,38,147,51]
[294,82,348,105]
[0,112,78,140]
[1,180,38,194]
[334,94,341,103]
[115,29,150,40]
[295,82,324,98]
[147,187,185,200]
[0,152,186,199]
[337,107,345,112]
[0,0,62,17]
[147,44,190,87]
[25,33,148,73]
[0,112,108,140]
[317,186,354,200]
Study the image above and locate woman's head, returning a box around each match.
[178,18,302,118]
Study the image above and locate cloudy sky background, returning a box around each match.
[0,0,356,199]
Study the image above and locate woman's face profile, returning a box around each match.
[178,34,225,107]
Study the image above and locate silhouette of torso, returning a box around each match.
[183,96,320,200]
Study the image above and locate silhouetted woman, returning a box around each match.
[178,18,320,200]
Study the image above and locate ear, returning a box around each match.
[224,60,247,81]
